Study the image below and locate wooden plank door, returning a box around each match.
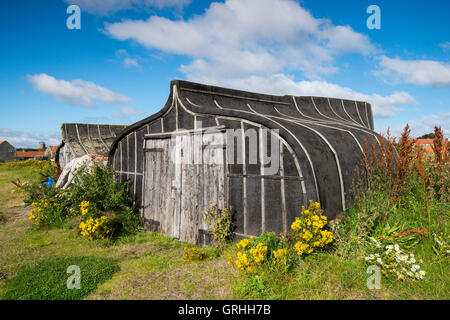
[144,130,226,244]
[179,131,226,243]
[143,138,181,239]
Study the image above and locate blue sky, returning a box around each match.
[0,0,448,148]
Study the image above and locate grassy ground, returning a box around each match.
[0,165,448,300]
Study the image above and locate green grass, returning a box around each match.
[0,165,39,211]
[0,163,448,300]
[2,256,119,300]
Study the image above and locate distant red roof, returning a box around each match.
[0,141,4,144]
[47,146,58,153]
[16,151,45,158]
[416,139,434,144]
[415,139,434,154]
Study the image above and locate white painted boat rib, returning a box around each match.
[311,96,340,122]
[259,127,266,233]
[213,99,223,109]
[134,131,138,198]
[301,118,381,146]
[241,121,248,235]
[119,141,123,175]
[274,106,364,154]
[292,96,320,121]
[116,170,143,176]
[246,103,320,202]
[326,98,352,124]
[127,135,130,180]
[341,99,362,126]
[250,103,346,211]
[63,125,74,157]
[75,124,89,155]
[192,99,308,201]
[175,96,179,131]
[294,114,376,138]
[181,89,382,212]
[364,102,371,129]
[354,101,366,127]
[275,103,381,148]
[293,96,355,126]
[279,142,288,233]
[96,125,109,151]
[183,97,205,116]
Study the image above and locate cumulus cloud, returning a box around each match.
[408,113,450,137]
[105,0,375,79]
[103,0,415,118]
[378,56,450,87]
[380,112,450,138]
[64,0,191,15]
[113,49,142,68]
[27,73,132,108]
[123,57,140,68]
[0,128,61,149]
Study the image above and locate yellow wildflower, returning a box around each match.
[237,236,254,250]
[249,243,268,264]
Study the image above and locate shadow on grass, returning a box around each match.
[1,256,120,300]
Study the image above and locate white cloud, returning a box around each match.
[105,0,375,79]
[64,0,191,15]
[380,112,450,138]
[0,128,61,149]
[112,106,145,119]
[103,0,414,118]
[190,73,415,118]
[378,56,450,87]
[27,73,132,108]
[114,49,142,68]
[440,41,450,51]
[123,57,140,68]
[408,113,450,137]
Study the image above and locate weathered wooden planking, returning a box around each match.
[179,132,225,243]
[143,138,179,238]
[180,134,196,243]
[144,131,225,243]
